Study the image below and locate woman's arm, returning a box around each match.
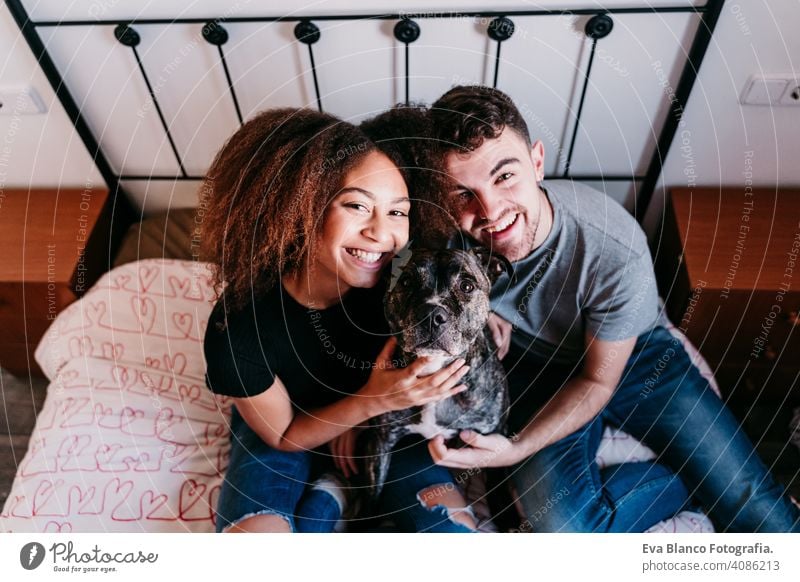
[234,337,471,452]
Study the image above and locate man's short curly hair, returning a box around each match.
[199,107,377,313]
[431,85,531,153]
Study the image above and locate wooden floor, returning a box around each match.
[1,366,799,519]
[0,366,48,509]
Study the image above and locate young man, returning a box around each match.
[427,85,800,532]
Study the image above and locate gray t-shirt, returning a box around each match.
[461,180,661,364]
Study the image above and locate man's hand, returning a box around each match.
[487,312,512,360]
[428,430,522,469]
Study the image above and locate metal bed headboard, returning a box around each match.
[6,0,724,224]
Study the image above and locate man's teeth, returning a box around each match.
[485,213,518,233]
[346,248,383,263]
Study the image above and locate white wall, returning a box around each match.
[0,3,102,190]
[2,0,797,236]
[647,0,800,234]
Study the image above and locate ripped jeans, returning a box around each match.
[215,405,341,533]
[216,407,476,533]
[376,435,476,532]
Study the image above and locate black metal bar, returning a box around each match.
[635,0,725,223]
[564,38,597,177]
[117,173,647,182]
[561,174,645,182]
[493,41,502,89]
[307,44,323,112]
[295,20,323,112]
[4,0,123,198]
[563,13,614,178]
[394,19,420,106]
[405,42,410,105]
[488,17,514,88]
[129,45,188,177]
[218,45,244,125]
[202,22,244,126]
[120,175,205,181]
[31,6,706,27]
[5,0,137,280]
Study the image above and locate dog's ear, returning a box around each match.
[470,247,514,285]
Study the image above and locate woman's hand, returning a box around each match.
[359,337,470,416]
[487,312,512,360]
[330,425,364,479]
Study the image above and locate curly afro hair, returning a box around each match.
[199,107,378,313]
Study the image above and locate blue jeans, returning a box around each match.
[215,406,341,532]
[508,326,800,532]
[375,436,476,533]
[216,408,475,532]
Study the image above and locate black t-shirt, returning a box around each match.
[203,280,390,412]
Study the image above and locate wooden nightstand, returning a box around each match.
[656,187,800,407]
[0,188,112,377]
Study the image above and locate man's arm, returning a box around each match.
[429,333,636,469]
[511,333,635,459]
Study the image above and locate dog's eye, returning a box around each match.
[459,280,475,294]
[400,276,413,288]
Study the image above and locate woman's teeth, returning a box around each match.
[346,248,383,263]
[485,213,518,234]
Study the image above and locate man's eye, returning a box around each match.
[459,280,475,294]
[497,172,513,182]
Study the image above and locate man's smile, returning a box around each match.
[483,212,520,238]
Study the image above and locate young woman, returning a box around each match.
[201,108,477,533]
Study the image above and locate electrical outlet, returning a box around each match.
[0,86,47,115]
[781,84,800,105]
[741,75,800,106]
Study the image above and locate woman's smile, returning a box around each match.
[343,247,391,270]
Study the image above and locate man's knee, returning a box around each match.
[516,486,606,533]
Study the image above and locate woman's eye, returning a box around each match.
[456,190,473,202]
[389,210,409,217]
[459,280,475,294]
[345,202,369,212]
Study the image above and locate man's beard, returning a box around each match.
[484,208,538,263]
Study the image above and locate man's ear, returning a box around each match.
[530,140,545,183]
[470,247,514,285]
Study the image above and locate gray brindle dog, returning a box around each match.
[360,248,512,499]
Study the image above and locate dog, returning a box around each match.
[359,247,512,499]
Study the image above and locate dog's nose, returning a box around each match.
[430,307,448,329]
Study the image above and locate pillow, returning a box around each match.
[1,259,231,532]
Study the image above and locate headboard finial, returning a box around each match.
[202,21,229,46]
[487,16,515,42]
[585,13,614,40]
[113,24,140,47]
[295,20,321,45]
[394,18,421,44]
